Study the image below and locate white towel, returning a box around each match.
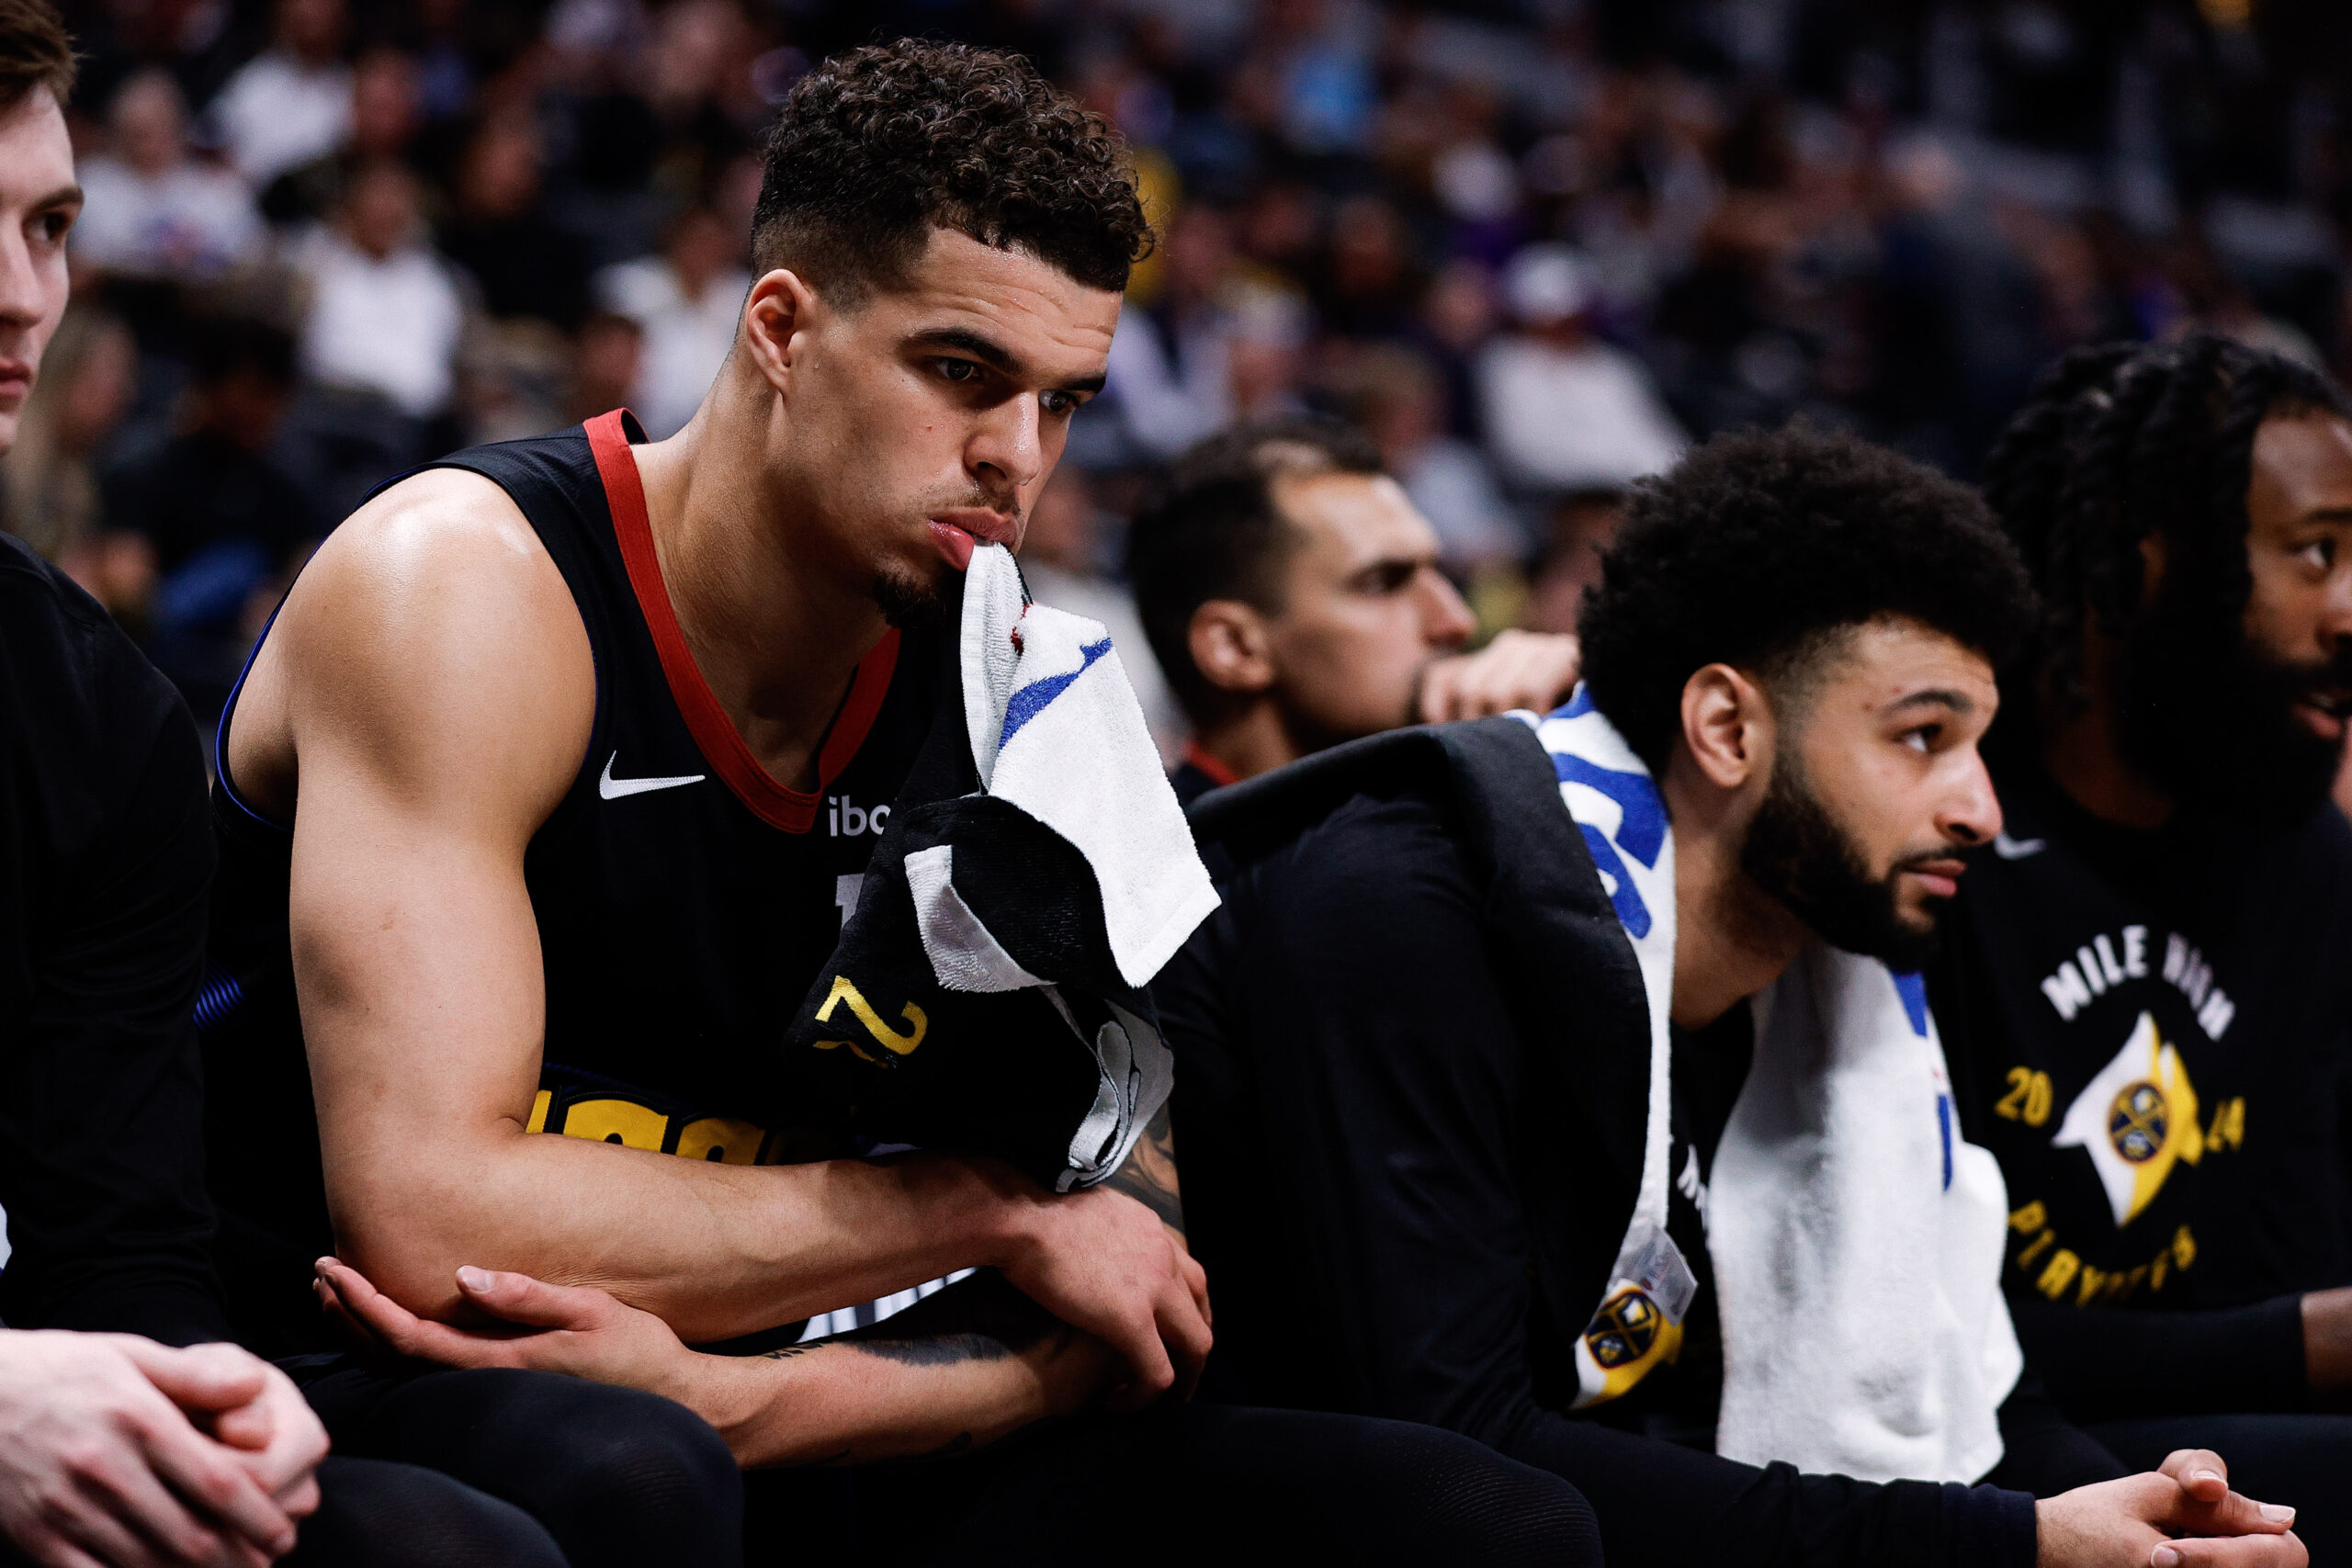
[959,545,1219,989]
[1712,948,2023,1483]
[1526,691,2020,1483]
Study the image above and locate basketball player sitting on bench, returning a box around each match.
[202,39,1606,1566]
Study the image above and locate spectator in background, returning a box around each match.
[209,0,352,188]
[1478,243,1686,495]
[295,159,462,421]
[260,44,424,229]
[1130,417,1581,804]
[566,309,642,431]
[1103,203,1244,462]
[594,204,749,439]
[105,312,318,721]
[1019,465,1183,763]
[0,305,134,568]
[442,113,592,333]
[1226,283,1315,426]
[1521,489,1629,637]
[1336,341,1522,573]
[73,68,260,283]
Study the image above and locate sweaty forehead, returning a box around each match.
[878,227,1120,371]
[2247,412,2352,535]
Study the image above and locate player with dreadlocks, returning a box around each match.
[1927,332,2352,1559]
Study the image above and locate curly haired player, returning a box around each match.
[204,39,1604,1565]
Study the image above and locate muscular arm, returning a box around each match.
[251,472,1199,1374]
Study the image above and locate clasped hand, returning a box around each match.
[0,1329,325,1568]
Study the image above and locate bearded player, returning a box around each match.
[1928,335,2352,1561]
[202,39,1604,1564]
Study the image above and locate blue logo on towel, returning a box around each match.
[1891,971,1929,1037]
[1548,750,1667,939]
[1000,637,1114,747]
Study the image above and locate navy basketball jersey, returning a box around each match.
[202,411,936,1352]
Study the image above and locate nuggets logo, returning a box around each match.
[2054,1012,2202,1226]
[2108,1082,2167,1164]
[1586,1286,1662,1370]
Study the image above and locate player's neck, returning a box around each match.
[2040,632,2176,830]
[631,396,891,791]
[1191,703,1303,785]
[1661,759,1807,1029]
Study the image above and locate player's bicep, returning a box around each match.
[271,479,591,1232]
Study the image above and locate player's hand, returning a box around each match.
[1417,630,1581,723]
[0,1329,302,1568]
[117,1345,324,1523]
[993,1183,1212,1412]
[315,1258,700,1409]
[2035,1450,2303,1567]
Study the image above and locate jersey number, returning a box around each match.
[1996,1066,2055,1127]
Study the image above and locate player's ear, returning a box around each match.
[1679,662,1769,792]
[740,268,817,397]
[1190,601,1276,696]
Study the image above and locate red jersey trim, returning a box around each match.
[583,410,899,835]
[1182,741,1242,789]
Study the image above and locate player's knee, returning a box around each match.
[543,1383,741,1551]
[1398,1438,1603,1568]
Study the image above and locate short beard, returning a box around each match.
[2111,588,2349,828]
[1738,751,1947,973]
[871,560,954,630]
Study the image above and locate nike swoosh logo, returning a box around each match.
[1993,832,2046,860]
[599,752,706,800]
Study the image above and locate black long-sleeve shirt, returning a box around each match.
[1928,761,2352,1419]
[0,534,229,1348]
[1162,788,2094,1568]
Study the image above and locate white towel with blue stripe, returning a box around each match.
[1530,689,2021,1484]
[958,544,1217,989]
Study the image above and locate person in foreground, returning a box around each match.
[1926,335,2352,1556]
[0,5,576,1563]
[202,39,1601,1564]
[1160,423,2308,1568]
[1127,416,1585,804]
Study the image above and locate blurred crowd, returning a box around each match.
[7,0,2351,737]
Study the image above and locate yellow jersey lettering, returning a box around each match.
[2036,1248,2081,1300]
[814,975,929,1056]
[559,1098,669,1151]
[676,1117,764,1166]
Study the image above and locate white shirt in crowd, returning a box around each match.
[73,155,260,281]
[1397,434,1525,567]
[594,255,752,441]
[1476,333,1687,493]
[208,51,354,186]
[1102,302,1234,462]
[295,228,463,419]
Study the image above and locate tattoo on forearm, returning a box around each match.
[759,1344,813,1361]
[848,1332,1014,1368]
[1104,1102,1184,1237]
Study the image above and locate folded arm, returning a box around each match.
[247,471,1204,1391]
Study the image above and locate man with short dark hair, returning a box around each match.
[1163,424,2309,1567]
[1128,416,1584,804]
[209,39,1606,1564]
[0,5,572,1562]
[1928,335,2352,1558]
